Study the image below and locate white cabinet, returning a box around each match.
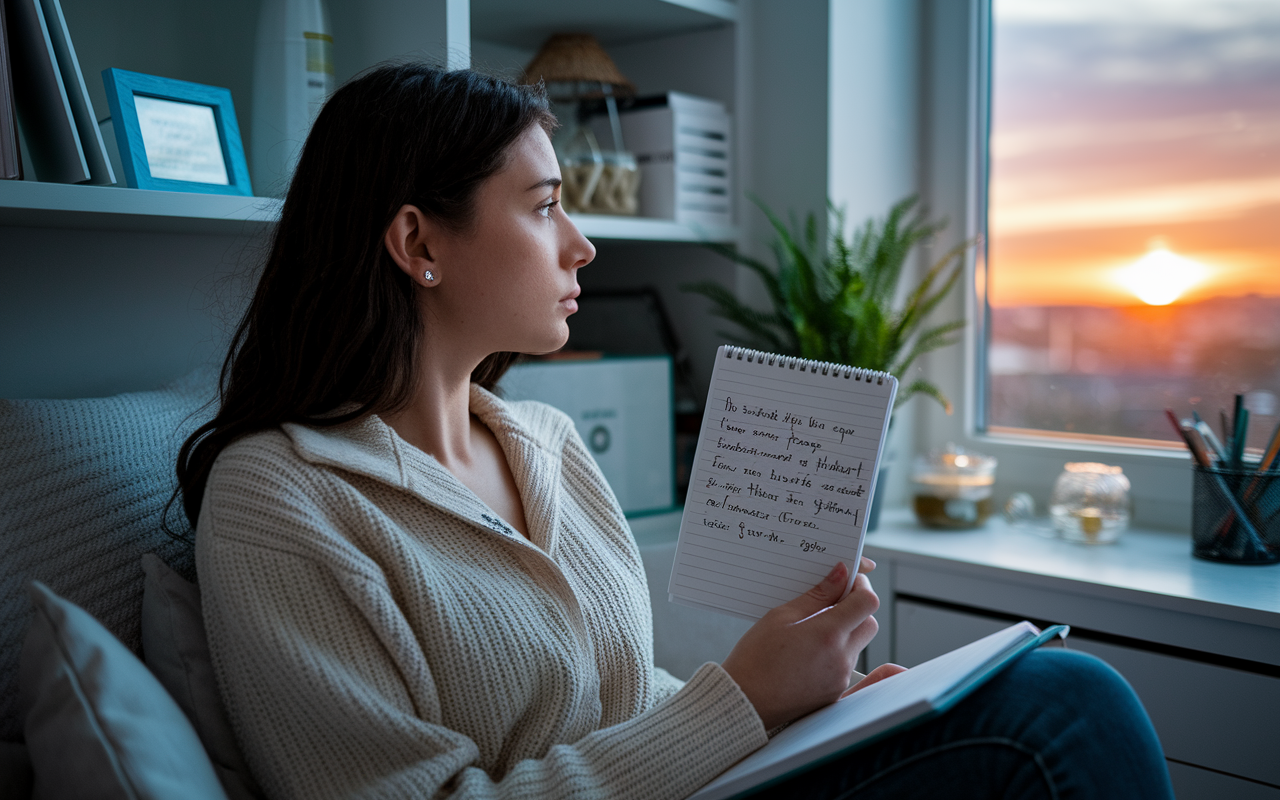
[867,511,1280,800]
[894,600,1280,797]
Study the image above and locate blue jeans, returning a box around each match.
[755,648,1174,799]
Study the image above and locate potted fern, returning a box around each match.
[685,195,971,527]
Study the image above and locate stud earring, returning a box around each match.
[423,269,435,283]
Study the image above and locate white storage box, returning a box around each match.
[592,92,732,229]
[498,356,674,515]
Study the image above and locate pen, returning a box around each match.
[1193,420,1227,464]
[1166,410,1210,467]
[1259,418,1280,474]
[1231,407,1250,470]
[1183,425,1213,468]
[1231,395,1245,468]
[1220,410,1232,452]
[1235,417,1280,509]
[1166,409,1192,453]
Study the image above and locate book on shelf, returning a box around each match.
[0,0,20,179]
[35,0,113,184]
[669,345,897,619]
[690,621,1070,800]
[4,0,113,184]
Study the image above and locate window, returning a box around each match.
[984,0,1280,453]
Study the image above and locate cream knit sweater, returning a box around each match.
[196,385,769,800]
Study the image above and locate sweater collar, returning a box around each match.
[280,385,569,552]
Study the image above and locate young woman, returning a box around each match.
[177,64,1174,800]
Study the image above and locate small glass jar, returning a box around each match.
[911,445,997,529]
[1049,462,1131,544]
[557,125,640,216]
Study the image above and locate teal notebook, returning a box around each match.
[690,621,1070,800]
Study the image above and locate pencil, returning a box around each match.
[1260,418,1280,474]
[1231,395,1245,467]
[1166,410,1211,467]
[1232,408,1250,470]
[1184,425,1213,468]
[1165,409,1189,448]
[1194,420,1227,464]
[1237,419,1280,507]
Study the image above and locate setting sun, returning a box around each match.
[1114,248,1211,306]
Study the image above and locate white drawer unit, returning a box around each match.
[893,599,1280,797]
[864,510,1280,800]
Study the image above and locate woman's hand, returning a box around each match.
[721,558,883,731]
[842,662,908,699]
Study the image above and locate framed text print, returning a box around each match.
[101,68,252,195]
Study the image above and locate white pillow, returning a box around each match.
[141,554,261,800]
[19,580,228,800]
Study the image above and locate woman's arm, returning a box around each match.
[197,441,767,800]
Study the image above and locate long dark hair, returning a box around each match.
[172,64,556,531]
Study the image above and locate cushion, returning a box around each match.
[0,368,217,740]
[141,554,261,800]
[19,580,228,799]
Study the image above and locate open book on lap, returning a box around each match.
[690,622,1071,800]
[669,346,898,618]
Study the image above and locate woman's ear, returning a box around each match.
[384,204,441,286]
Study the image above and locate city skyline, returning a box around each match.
[989,0,1280,308]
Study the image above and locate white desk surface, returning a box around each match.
[863,508,1280,632]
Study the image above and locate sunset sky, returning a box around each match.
[988,0,1280,308]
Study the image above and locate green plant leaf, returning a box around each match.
[689,193,974,414]
[896,378,954,415]
[892,320,966,378]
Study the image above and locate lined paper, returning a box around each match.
[669,346,898,619]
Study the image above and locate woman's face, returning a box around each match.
[428,124,596,360]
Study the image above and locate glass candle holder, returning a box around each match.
[911,445,997,529]
[1049,462,1131,544]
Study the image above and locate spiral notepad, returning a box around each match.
[669,346,898,619]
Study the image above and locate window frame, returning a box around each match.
[909,0,1194,532]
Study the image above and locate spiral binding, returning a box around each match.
[722,345,891,385]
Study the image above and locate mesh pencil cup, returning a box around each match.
[1190,465,1280,565]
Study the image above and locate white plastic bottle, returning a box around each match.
[252,0,333,197]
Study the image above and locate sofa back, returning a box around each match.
[0,370,217,741]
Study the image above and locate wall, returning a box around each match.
[827,0,922,509]
[0,225,260,399]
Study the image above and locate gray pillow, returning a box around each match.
[0,368,216,740]
[141,554,262,800]
[20,580,228,800]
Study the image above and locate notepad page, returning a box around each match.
[670,347,897,619]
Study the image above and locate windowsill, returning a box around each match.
[975,427,1192,459]
[864,507,1280,628]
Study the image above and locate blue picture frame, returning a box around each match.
[101,68,252,196]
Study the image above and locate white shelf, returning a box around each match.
[0,181,736,242]
[472,0,737,49]
[0,181,281,235]
[569,213,736,243]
